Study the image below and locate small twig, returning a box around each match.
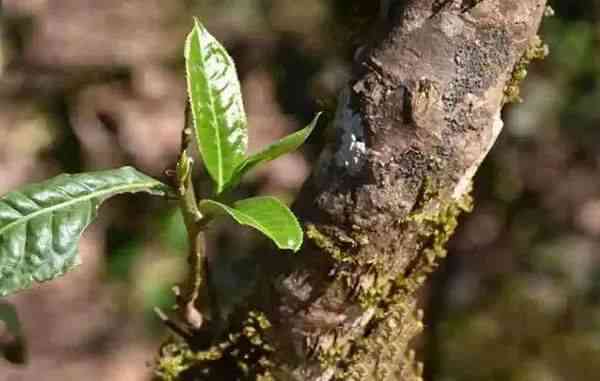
[174,103,221,335]
[154,307,193,341]
[176,105,206,331]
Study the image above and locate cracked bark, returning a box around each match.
[163,1,548,380]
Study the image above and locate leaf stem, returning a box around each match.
[176,104,221,332]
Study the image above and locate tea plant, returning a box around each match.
[0,19,319,335]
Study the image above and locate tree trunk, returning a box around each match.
[156,1,548,380]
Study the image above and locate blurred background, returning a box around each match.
[0,1,598,380]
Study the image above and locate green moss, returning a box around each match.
[306,177,474,379]
[154,342,194,381]
[399,185,473,293]
[154,340,227,381]
[306,224,356,264]
[317,333,349,370]
[320,292,426,380]
[357,279,391,310]
[306,223,390,311]
[335,188,472,377]
[504,35,549,104]
[154,311,275,381]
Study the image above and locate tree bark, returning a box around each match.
[156,1,548,380]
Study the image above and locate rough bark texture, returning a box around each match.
[156,1,548,380]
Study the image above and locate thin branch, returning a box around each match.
[176,103,212,332]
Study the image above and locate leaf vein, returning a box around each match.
[0,181,159,237]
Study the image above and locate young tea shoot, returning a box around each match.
[0,18,319,336]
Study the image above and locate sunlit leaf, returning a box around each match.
[185,19,248,194]
[227,113,321,190]
[0,167,169,296]
[198,197,302,251]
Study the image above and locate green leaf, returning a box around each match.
[227,112,321,190]
[199,197,303,251]
[185,19,248,194]
[0,167,168,297]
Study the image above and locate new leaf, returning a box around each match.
[0,167,168,296]
[199,197,303,252]
[185,19,248,194]
[227,113,321,190]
